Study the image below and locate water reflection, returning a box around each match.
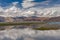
[0,23,60,30]
[0,24,40,30]
[0,28,60,40]
[0,24,60,40]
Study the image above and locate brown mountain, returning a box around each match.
[44,16,60,22]
[0,16,60,22]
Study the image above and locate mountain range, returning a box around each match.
[0,16,60,22]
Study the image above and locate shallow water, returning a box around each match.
[0,24,60,40]
[0,27,60,40]
[48,22,60,24]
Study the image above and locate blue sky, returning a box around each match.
[0,0,46,3]
[0,0,60,7]
[0,0,60,10]
[0,0,22,7]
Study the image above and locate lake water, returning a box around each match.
[0,25,60,40]
[0,28,60,40]
[48,22,60,24]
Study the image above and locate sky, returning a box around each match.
[0,0,60,17]
[0,0,60,7]
[0,0,59,7]
[0,0,46,7]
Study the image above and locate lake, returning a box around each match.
[48,22,60,25]
[0,24,60,40]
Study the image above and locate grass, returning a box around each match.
[33,26,60,30]
[0,22,46,26]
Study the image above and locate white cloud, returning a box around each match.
[38,1,50,5]
[0,1,60,17]
[0,5,60,17]
[12,2,19,6]
[22,0,36,8]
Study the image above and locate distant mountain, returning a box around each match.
[44,16,60,22]
[14,16,60,22]
[0,16,5,22]
[0,16,60,22]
